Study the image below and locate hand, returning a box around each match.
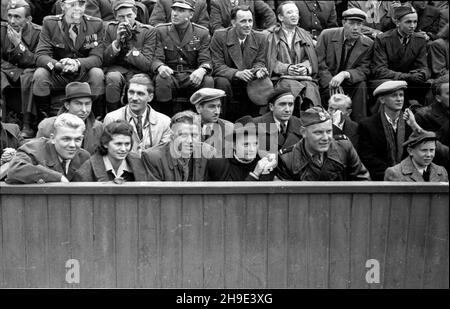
[157,65,174,79]
[1,148,16,164]
[235,69,254,82]
[417,31,430,41]
[116,22,129,43]
[189,68,206,87]
[62,59,78,73]
[403,108,420,131]
[7,24,22,47]
[61,175,70,183]
[254,153,277,176]
[331,110,343,126]
[255,68,268,79]
[407,72,426,84]
[329,72,347,88]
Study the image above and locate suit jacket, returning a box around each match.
[384,156,448,182]
[416,5,441,40]
[295,1,338,39]
[332,115,359,149]
[428,38,449,79]
[35,14,104,75]
[149,0,209,28]
[6,137,90,184]
[415,100,449,146]
[210,0,276,32]
[371,29,429,80]
[316,27,373,89]
[72,151,151,181]
[210,27,267,81]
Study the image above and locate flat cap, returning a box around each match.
[6,0,30,10]
[300,107,331,127]
[403,130,437,147]
[190,88,226,105]
[373,80,407,97]
[394,5,416,21]
[171,0,195,11]
[342,8,367,22]
[111,0,135,11]
[269,87,295,105]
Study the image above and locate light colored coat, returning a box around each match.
[384,156,448,182]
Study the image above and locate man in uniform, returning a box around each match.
[151,0,214,116]
[1,0,41,138]
[277,106,370,181]
[149,0,209,28]
[33,0,105,121]
[103,0,156,112]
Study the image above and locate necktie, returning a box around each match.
[135,115,143,140]
[69,24,78,45]
[61,159,68,176]
[312,154,322,167]
[240,40,245,53]
[422,166,430,182]
[280,122,287,137]
[402,36,408,47]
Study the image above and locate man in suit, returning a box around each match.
[316,8,374,121]
[103,0,156,112]
[151,0,214,116]
[6,113,90,183]
[327,93,359,149]
[210,0,276,32]
[33,0,105,121]
[210,5,270,121]
[149,0,209,28]
[295,0,338,41]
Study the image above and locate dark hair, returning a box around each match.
[432,74,449,96]
[128,73,154,94]
[437,23,449,41]
[97,120,134,156]
[230,5,251,20]
[276,1,296,18]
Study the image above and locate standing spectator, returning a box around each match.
[316,8,373,121]
[103,0,156,112]
[210,0,276,32]
[428,24,449,79]
[149,0,209,28]
[412,0,441,41]
[327,93,359,148]
[294,0,338,41]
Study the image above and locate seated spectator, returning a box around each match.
[295,0,338,42]
[36,82,103,154]
[103,74,171,154]
[412,0,441,41]
[206,115,277,181]
[277,106,370,181]
[253,87,302,152]
[415,74,449,146]
[210,0,276,33]
[103,0,156,112]
[73,119,150,181]
[384,130,448,181]
[142,110,215,181]
[6,113,90,183]
[316,8,373,121]
[210,5,271,121]
[428,23,449,79]
[327,93,359,148]
[266,1,321,109]
[151,0,213,116]
[370,5,430,105]
[149,0,209,28]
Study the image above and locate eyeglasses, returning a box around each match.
[64,0,86,8]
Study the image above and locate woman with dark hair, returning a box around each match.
[428,23,449,78]
[73,120,151,182]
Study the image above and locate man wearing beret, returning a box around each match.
[103,0,156,112]
[33,0,105,121]
[151,0,214,117]
[149,0,209,28]
[316,8,374,122]
[1,0,41,138]
[371,5,430,105]
[277,106,370,181]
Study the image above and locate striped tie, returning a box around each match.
[69,24,78,45]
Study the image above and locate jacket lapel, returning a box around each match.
[401,157,424,182]
[244,31,258,68]
[45,142,64,174]
[90,153,110,181]
[429,163,444,182]
[168,24,182,46]
[346,37,370,68]
[331,28,344,70]
[74,16,87,50]
[179,23,193,48]
[227,28,244,70]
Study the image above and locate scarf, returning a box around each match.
[380,106,405,166]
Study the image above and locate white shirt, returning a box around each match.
[103,156,131,178]
[58,157,71,175]
[384,112,400,132]
[273,117,288,133]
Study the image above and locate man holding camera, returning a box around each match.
[103,0,156,112]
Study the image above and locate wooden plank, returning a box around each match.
[243,194,268,288]
[137,195,160,288]
[181,195,203,288]
[384,194,411,288]
[404,194,430,288]
[92,195,116,288]
[2,195,26,287]
[287,194,308,288]
[0,196,4,287]
[70,195,94,288]
[224,194,245,288]
[267,194,288,288]
[24,195,49,288]
[349,194,371,288]
[329,194,352,288]
[424,193,449,288]
[203,195,224,288]
[115,195,138,288]
[47,195,71,288]
[160,195,182,288]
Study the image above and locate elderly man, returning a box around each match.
[36,82,103,154]
[6,113,90,184]
[1,0,41,138]
[266,1,321,109]
[149,0,209,28]
[277,106,370,181]
[328,93,360,149]
[316,8,374,121]
[33,0,105,121]
[103,73,171,154]
[151,0,213,116]
[103,0,156,112]
[210,5,271,121]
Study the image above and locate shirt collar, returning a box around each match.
[384,112,400,130]
[103,155,131,178]
[411,158,426,175]
[127,105,148,123]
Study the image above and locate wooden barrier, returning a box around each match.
[0,182,448,288]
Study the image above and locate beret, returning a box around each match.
[6,0,30,10]
[403,130,437,147]
[373,80,407,97]
[394,6,417,21]
[269,87,294,105]
[111,0,135,11]
[247,77,274,106]
[172,0,195,11]
[300,107,331,127]
[190,88,226,105]
[342,8,367,22]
